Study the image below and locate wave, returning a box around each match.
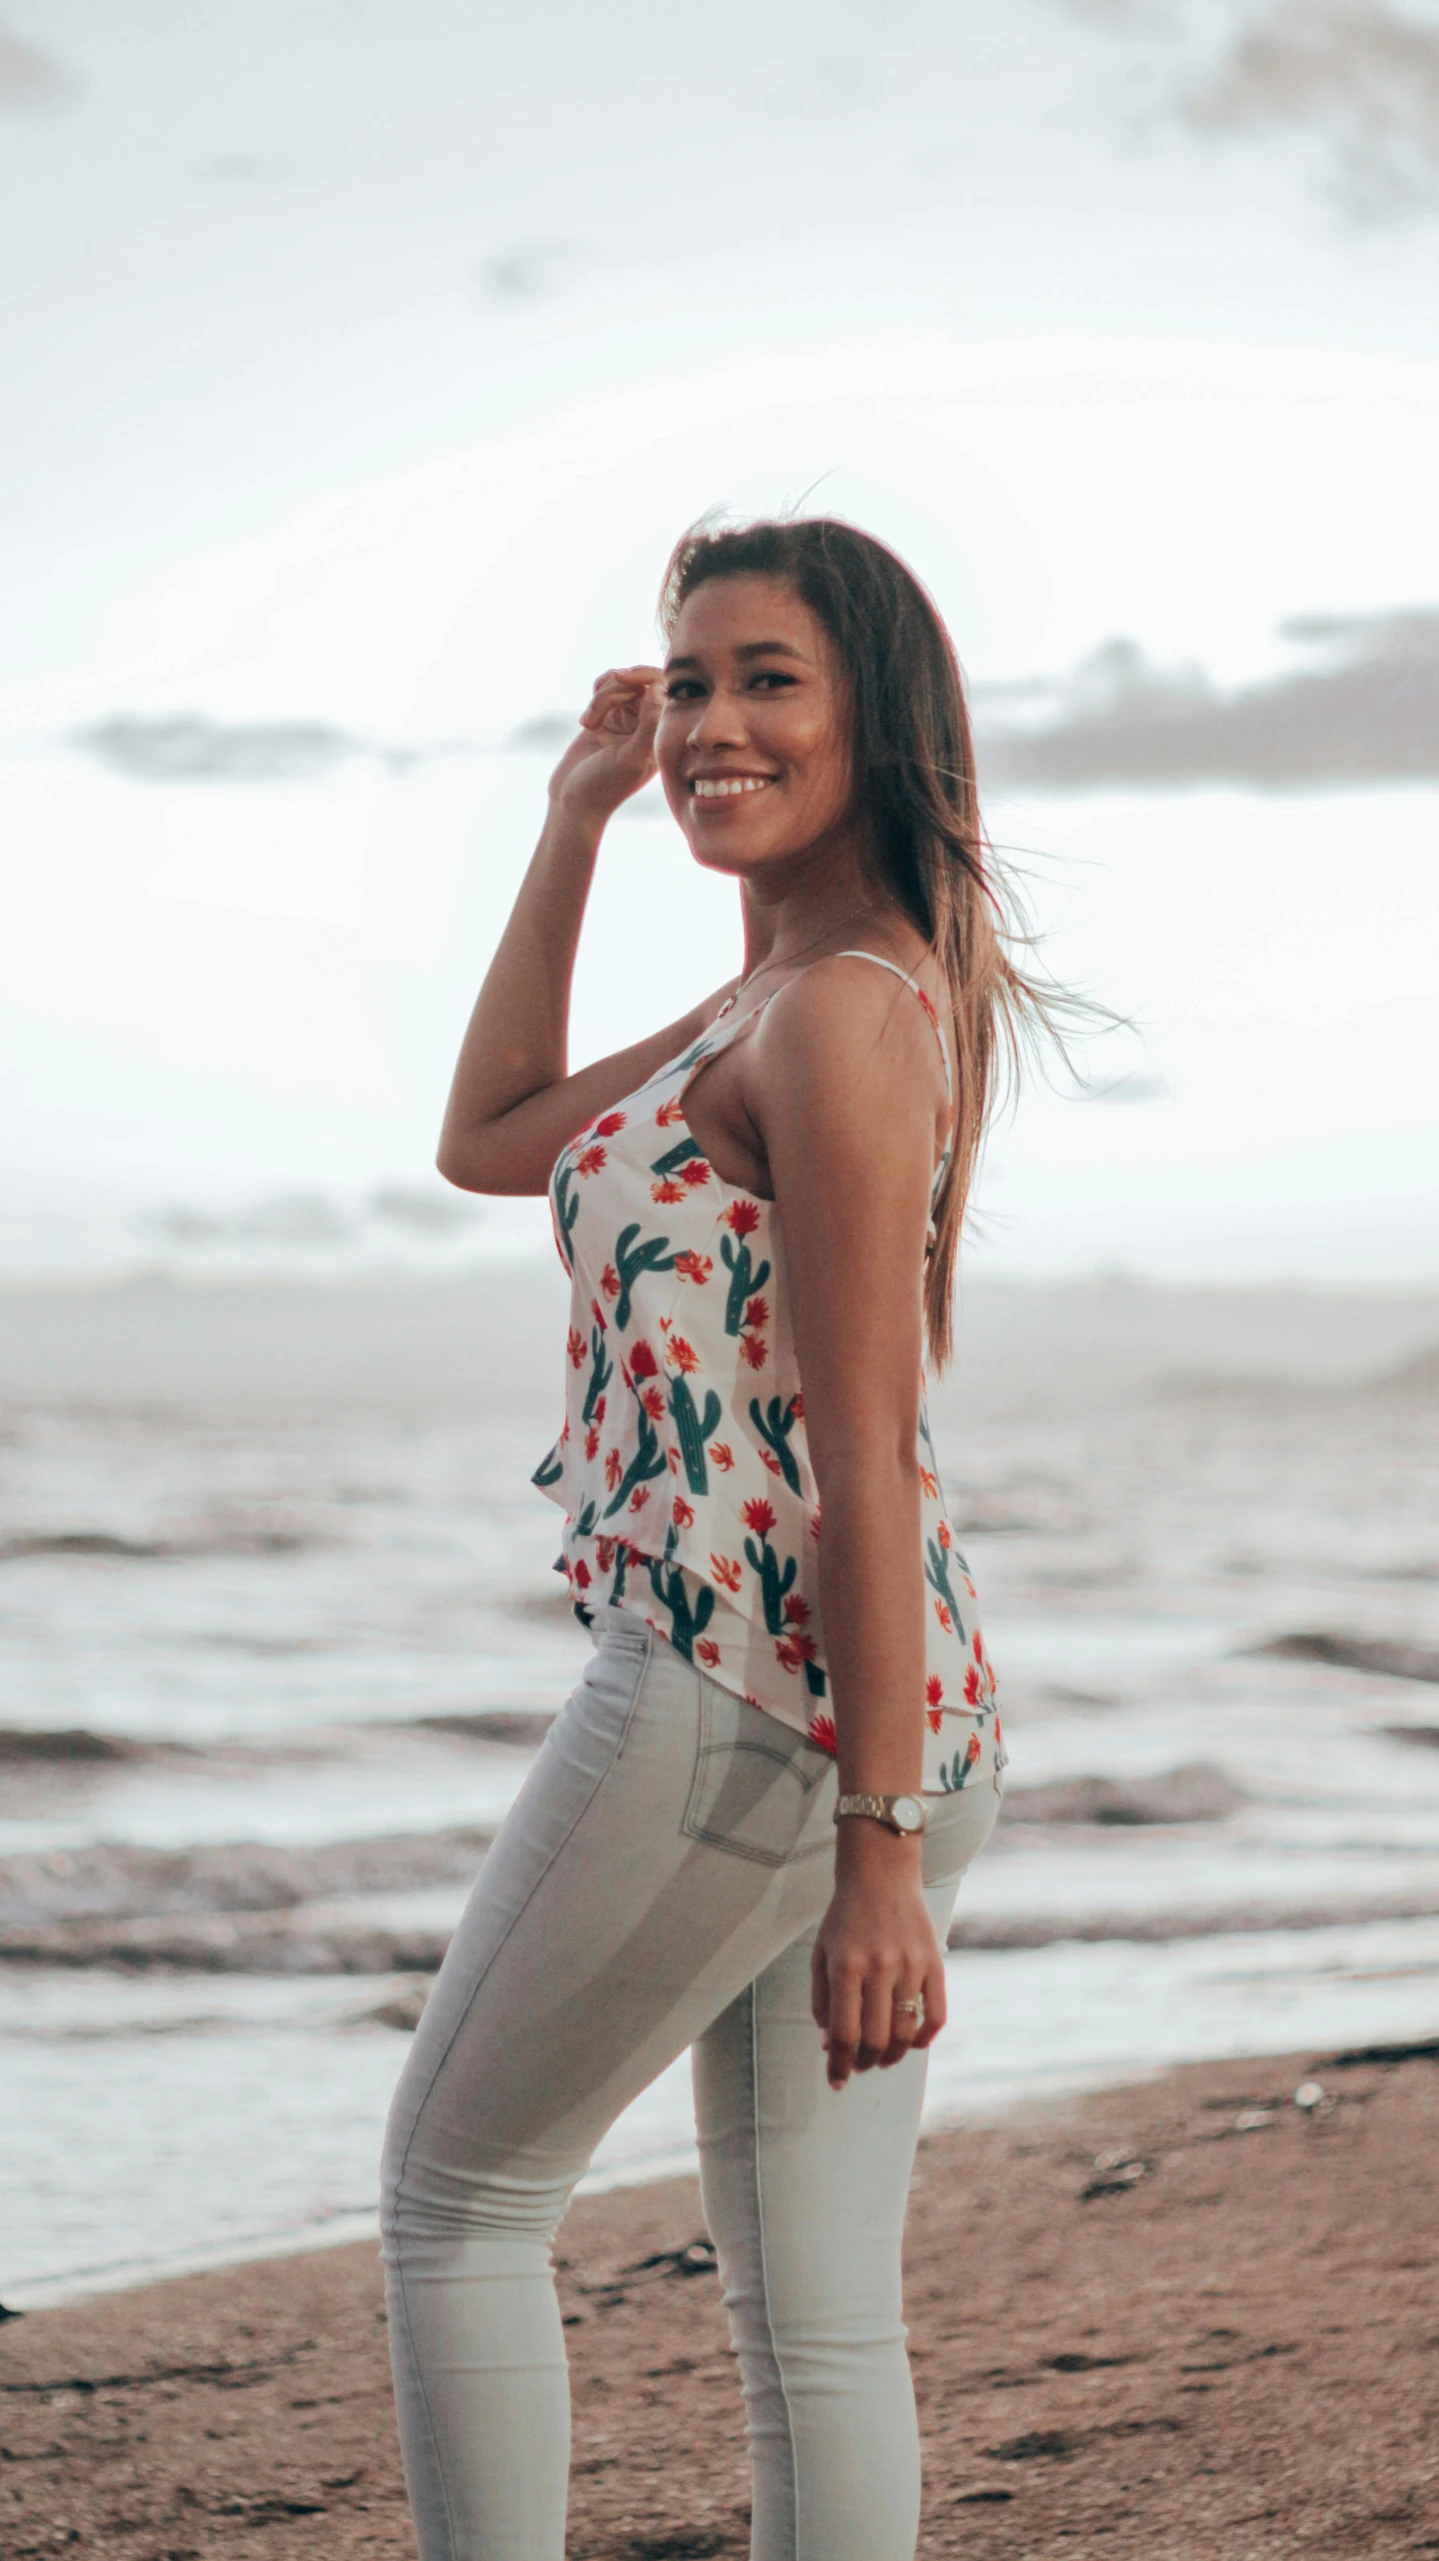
[13,1884,1439,1978]
[414,1710,557,1745]
[0,1526,312,1563]
[0,1829,491,1932]
[948,1888,1439,1952]
[0,1728,146,1763]
[1252,1633,1439,1684]
[1001,1763,1242,1826]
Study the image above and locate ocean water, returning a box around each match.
[2,1268,1438,2306]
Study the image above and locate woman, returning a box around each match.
[381,517,1047,2561]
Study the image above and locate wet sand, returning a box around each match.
[5,2044,1437,2559]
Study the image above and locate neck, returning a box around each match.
[737,819,886,981]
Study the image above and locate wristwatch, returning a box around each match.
[834,1791,927,1837]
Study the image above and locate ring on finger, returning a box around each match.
[893,1997,923,2022]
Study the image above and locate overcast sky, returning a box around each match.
[3,0,1439,1282]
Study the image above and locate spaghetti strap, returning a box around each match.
[834,951,953,1101]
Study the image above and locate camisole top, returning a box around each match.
[533,952,1004,1797]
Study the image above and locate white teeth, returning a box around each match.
[692,776,772,798]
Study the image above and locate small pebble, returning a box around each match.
[1234,2108,1272,2132]
[1294,2080,1325,2112]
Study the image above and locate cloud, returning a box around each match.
[474,240,582,303]
[70,713,478,783]
[502,712,577,751]
[1177,1,1439,222]
[975,608,1439,791]
[1054,0,1439,221]
[0,23,76,109]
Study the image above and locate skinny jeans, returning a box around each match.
[380,1606,999,2561]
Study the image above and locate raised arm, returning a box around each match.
[438,666,734,1195]
[750,958,951,2087]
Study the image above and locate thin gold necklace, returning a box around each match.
[717,898,888,1017]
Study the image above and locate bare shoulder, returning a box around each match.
[755,948,946,1098]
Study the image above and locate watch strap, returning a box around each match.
[834,1792,926,1835]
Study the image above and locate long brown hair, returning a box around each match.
[660,514,1062,1371]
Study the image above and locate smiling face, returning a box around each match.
[656,574,859,879]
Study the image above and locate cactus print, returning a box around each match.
[532,957,1005,1795]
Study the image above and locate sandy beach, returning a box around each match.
[5,2041,1437,2560]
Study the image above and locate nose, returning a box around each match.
[686,686,747,751]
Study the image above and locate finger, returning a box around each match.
[826,1965,864,2090]
[579,671,666,737]
[810,1941,829,2037]
[913,1949,948,2051]
[877,1987,924,2070]
[858,1966,899,2065]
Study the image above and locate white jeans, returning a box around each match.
[380,1607,999,2561]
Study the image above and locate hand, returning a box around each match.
[548,664,665,827]
[810,1829,948,2091]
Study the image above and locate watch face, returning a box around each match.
[891,1794,925,1834]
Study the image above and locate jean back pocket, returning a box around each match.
[681,1681,834,1868]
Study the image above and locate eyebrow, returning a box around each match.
[665,640,809,672]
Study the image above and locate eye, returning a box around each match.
[749,670,798,690]
[663,678,703,701]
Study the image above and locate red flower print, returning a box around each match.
[807,1713,838,1758]
[584,1425,600,1461]
[667,1447,680,1470]
[973,1631,985,1664]
[741,1497,776,1536]
[759,1449,781,1477]
[673,1495,695,1530]
[575,1145,606,1177]
[651,1178,685,1205]
[673,1250,713,1285]
[566,1326,586,1368]
[590,1299,609,1333]
[573,1558,591,1590]
[963,1573,977,1600]
[655,1095,684,1126]
[593,1111,626,1138]
[592,1395,606,1426]
[938,1520,952,1550]
[935,1599,954,1634]
[641,1385,665,1421]
[711,1552,742,1593]
[681,1158,711,1187]
[743,1295,769,1330]
[791,1391,804,1419]
[696,1637,721,1668]
[595,1537,617,1573]
[558,1420,570,1443]
[961,1733,980,1777]
[926,1674,943,1706]
[629,1341,658,1379]
[739,1334,768,1370]
[964,1662,982,1705]
[919,1467,938,1499]
[709,1441,734,1471]
[927,1706,944,1734]
[783,1594,811,1626]
[629,1486,651,1512]
[723,1199,761,1236]
[666,1334,699,1374]
[600,1264,619,1301]
[605,1448,622,1491]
